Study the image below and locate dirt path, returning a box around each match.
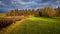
[0,18,26,34]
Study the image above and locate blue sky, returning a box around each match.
[0,0,60,11]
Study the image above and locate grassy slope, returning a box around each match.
[9,16,60,34]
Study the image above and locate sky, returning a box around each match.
[0,0,60,11]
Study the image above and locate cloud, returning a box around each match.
[22,0,32,2]
[0,0,60,10]
[0,1,5,6]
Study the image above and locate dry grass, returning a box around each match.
[0,16,22,29]
[0,16,26,34]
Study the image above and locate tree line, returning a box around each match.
[6,6,60,18]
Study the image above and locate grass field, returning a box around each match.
[0,13,6,17]
[7,16,60,34]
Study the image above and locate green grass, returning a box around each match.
[9,16,60,34]
[0,13,6,17]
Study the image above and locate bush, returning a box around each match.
[39,7,57,18]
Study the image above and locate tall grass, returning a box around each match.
[0,17,21,29]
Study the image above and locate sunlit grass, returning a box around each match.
[0,13,6,17]
[0,15,60,34]
[9,16,60,34]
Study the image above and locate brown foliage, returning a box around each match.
[0,17,21,29]
[6,6,60,17]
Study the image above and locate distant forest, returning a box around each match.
[6,6,60,18]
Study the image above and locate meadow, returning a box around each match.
[0,16,59,34]
[0,7,60,34]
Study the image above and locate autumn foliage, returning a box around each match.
[6,6,60,18]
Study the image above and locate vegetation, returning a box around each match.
[0,6,60,34]
[0,13,6,17]
[9,16,60,34]
[0,17,21,29]
[6,6,60,18]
